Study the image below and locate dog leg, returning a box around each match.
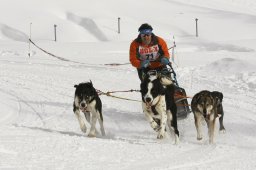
[74,109,87,133]
[157,113,167,139]
[166,110,173,132]
[98,112,106,136]
[83,111,91,123]
[143,110,160,132]
[88,111,98,137]
[208,114,216,144]
[170,106,179,144]
[194,111,203,140]
[168,92,179,144]
[167,110,179,144]
[218,105,226,133]
[219,116,226,133]
[155,101,167,139]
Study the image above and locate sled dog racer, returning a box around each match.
[129,23,174,115]
[129,23,171,81]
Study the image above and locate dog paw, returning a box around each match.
[219,128,226,134]
[88,133,96,138]
[197,133,203,140]
[209,140,214,144]
[157,134,164,139]
[197,137,203,140]
[157,131,166,139]
[174,135,179,145]
[80,126,87,133]
[151,122,160,132]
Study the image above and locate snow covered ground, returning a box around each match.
[1,0,256,169]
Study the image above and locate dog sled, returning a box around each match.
[162,64,191,119]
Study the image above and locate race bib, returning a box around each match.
[138,45,160,61]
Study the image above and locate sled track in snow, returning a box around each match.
[0,89,46,126]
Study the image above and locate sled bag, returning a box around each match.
[174,86,191,119]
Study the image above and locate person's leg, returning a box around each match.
[137,68,150,82]
[137,68,144,82]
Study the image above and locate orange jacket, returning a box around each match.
[129,35,170,69]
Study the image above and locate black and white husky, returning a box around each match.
[73,81,105,137]
[191,90,225,144]
[140,71,179,144]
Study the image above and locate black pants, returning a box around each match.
[138,67,172,110]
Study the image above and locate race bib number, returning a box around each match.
[138,45,160,61]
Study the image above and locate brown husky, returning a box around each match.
[191,90,225,144]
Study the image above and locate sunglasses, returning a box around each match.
[141,34,151,37]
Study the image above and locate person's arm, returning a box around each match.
[129,41,141,68]
[158,37,170,59]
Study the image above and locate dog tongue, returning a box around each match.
[80,107,87,112]
[146,102,152,108]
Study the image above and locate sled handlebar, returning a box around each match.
[168,63,176,76]
[168,63,179,87]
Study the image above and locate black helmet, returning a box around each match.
[138,23,153,33]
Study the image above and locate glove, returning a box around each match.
[161,57,170,65]
[140,60,150,68]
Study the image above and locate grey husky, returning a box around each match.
[191,90,225,144]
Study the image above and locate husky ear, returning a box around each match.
[216,92,223,101]
[211,91,223,104]
[74,84,78,88]
[89,80,93,86]
[195,92,205,103]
